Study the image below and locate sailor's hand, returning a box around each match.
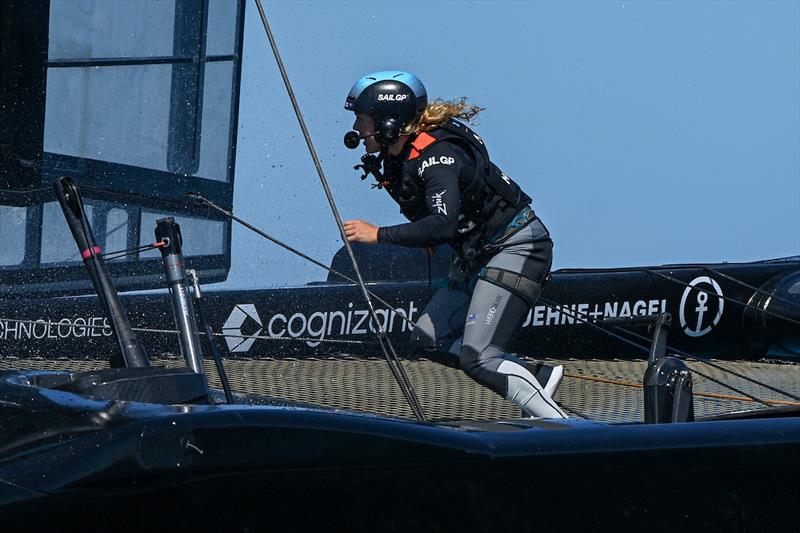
[421,247,437,257]
[343,220,379,244]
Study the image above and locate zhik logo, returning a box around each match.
[222,304,263,353]
[430,190,448,216]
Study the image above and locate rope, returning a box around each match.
[100,240,167,261]
[537,296,775,408]
[4,317,797,410]
[619,327,800,402]
[564,371,800,407]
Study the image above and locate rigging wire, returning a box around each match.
[4,313,797,410]
[191,191,800,346]
[253,0,425,421]
[564,371,800,407]
[65,219,129,262]
[13,197,798,412]
[187,190,800,407]
[130,199,800,405]
[536,296,792,406]
[0,317,373,346]
[619,327,800,402]
[555,403,593,420]
[702,265,800,314]
[188,193,420,332]
[189,270,236,404]
[641,269,800,328]
[17,180,800,321]
[100,240,168,261]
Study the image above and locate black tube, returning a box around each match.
[195,294,235,404]
[53,177,149,368]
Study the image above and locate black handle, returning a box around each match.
[53,177,149,369]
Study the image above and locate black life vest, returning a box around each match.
[391,120,532,248]
[411,120,531,211]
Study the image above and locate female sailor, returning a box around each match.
[342,71,566,419]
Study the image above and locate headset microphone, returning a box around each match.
[343,131,360,149]
[344,130,382,149]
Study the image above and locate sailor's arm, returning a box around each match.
[374,148,462,247]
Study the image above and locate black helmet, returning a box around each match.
[345,71,427,147]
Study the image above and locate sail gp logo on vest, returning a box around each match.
[418,156,455,176]
[378,93,408,101]
[430,190,447,215]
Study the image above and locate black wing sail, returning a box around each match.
[0,0,245,297]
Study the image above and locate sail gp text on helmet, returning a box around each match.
[377,93,408,101]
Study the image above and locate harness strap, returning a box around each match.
[408,132,436,160]
[479,266,542,307]
[493,206,535,243]
[480,206,539,255]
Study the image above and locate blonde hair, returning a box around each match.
[405,97,484,134]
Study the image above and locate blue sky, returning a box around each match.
[224,0,799,289]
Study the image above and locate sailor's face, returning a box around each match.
[353,113,380,153]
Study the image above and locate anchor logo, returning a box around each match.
[679,276,724,337]
[222,304,263,353]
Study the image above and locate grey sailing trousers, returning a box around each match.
[411,219,567,418]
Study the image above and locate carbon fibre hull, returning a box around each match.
[0,370,798,532]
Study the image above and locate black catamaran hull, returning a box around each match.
[1,257,798,361]
[4,2,798,530]
[0,371,798,531]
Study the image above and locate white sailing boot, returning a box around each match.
[497,360,568,419]
[532,363,564,398]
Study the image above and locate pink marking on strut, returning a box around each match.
[81,246,101,260]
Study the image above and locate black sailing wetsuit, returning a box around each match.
[376,121,566,418]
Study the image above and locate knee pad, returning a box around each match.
[409,311,438,350]
[409,326,436,350]
[459,343,507,374]
[459,345,480,373]
[479,267,542,307]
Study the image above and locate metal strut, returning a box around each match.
[53,177,150,369]
[254,0,425,421]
